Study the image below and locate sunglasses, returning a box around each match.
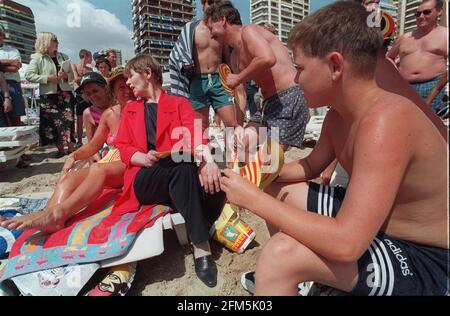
[416,9,433,17]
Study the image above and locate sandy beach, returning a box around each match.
[0,144,311,296]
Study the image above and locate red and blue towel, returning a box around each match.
[1,189,172,281]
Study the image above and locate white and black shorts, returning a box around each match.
[307,182,449,296]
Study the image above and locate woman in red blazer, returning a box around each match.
[113,54,225,288]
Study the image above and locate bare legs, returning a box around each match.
[254,232,358,295]
[254,181,358,296]
[0,162,125,233]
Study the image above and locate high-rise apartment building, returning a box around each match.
[250,0,310,45]
[131,0,196,66]
[397,0,421,35]
[0,0,37,64]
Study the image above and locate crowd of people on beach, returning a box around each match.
[0,0,448,296]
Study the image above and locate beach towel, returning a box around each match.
[168,20,199,98]
[12,263,99,296]
[1,189,172,281]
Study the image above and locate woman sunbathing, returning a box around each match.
[0,68,135,233]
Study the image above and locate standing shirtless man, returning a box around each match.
[170,0,242,133]
[387,0,448,113]
[204,1,309,151]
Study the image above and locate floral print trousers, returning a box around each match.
[39,91,76,146]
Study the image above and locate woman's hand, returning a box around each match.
[198,161,221,194]
[48,74,60,84]
[3,98,12,113]
[131,151,160,168]
[220,169,261,210]
[62,154,76,173]
[58,69,68,81]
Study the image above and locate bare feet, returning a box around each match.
[0,206,65,233]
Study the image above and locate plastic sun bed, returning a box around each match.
[304,115,325,139]
[0,126,39,148]
[0,126,39,171]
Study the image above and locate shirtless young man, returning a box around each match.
[387,0,448,114]
[221,1,449,296]
[188,0,242,131]
[204,1,309,151]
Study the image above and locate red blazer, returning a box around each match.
[113,91,208,214]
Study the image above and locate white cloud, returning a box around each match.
[15,0,134,64]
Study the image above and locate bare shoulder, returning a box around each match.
[242,24,263,40]
[401,31,414,41]
[435,26,448,42]
[436,25,447,34]
[358,93,417,141]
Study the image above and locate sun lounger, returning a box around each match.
[13,192,189,270]
[100,212,188,268]
[0,126,38,140]
[0,147,27,163]
[304,115,325,139]
[0,127,38,162]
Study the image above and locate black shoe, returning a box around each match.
[194,255,217,288]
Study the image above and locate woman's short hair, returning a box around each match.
[125,54,163,86]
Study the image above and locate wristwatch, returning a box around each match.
[4,96,12,100]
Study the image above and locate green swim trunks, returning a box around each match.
[189,73,234,111]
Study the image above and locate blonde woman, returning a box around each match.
[26,32,76,157]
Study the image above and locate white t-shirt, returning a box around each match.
[0,45,21,82]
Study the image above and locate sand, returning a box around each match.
[0,145,311,296]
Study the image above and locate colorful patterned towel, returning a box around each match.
[1,189,172,281]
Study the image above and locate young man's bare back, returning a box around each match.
[231,24,298,99]
[221,2,448,296]
[376,52,448,142]
[323,96,447,248]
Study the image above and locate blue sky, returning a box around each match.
[89,0,133,29]
[87,0,335,27]
[14,0,336,62]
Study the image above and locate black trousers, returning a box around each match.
[134,158,226,244]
